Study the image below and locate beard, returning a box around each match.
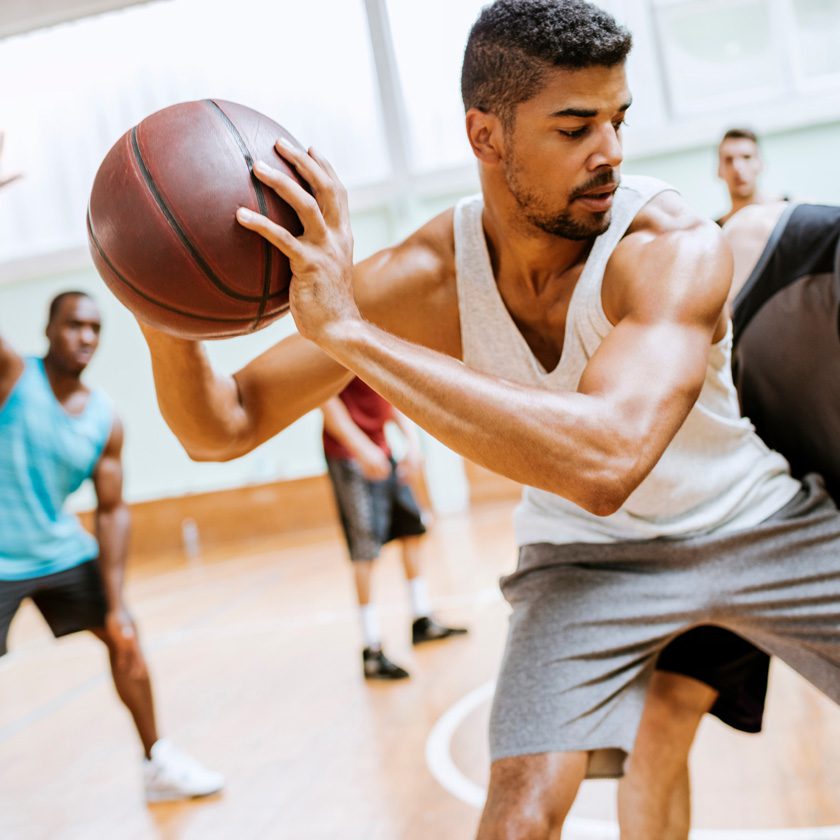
[504,157,617,241]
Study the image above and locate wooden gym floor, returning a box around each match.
[2,498,840,840]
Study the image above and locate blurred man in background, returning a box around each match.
[0,291,224,803]
[322,377,467,680]
[715,128,786,226]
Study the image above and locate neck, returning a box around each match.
[43,354,83,398]
[729,192,761,216]
[481,188,592,295]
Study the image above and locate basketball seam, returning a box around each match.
[205,99,275,331]
[129,126,264,304]
[87,210,287,325]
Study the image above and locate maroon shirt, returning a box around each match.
[323,377,393,460]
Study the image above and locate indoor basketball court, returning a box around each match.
[3,494,840,838]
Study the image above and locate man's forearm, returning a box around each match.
[322,398,379,461]
[319,320,633,514]
[141,326,249,460]
[96,504,131,610]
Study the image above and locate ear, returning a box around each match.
[465,108,506,165]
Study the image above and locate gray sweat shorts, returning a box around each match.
[490,474,840,778]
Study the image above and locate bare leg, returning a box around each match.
[665,765,691,840]
[618,671,718,840]
[91,627,159,757]
[352,559,375,606]
[399,536,422,581]
[477,751,588,840]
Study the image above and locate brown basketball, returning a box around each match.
[87,99,303,339]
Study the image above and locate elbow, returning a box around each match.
[574,453,640,517]
[578,479,627,517]
[184,444,244,463]
[541,463,628,517]
[180,430,250,462]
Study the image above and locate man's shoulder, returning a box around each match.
[396,208,456,280]
[354,208,460,353]
[607,190,730,324]
[625,188,714,241]
[358,208,455,298]
[617,190,725,273]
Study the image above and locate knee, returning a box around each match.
[478,755,583,839]
[478,803,565,840]
[96,629,149,678]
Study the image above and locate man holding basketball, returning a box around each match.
[138,0,840,835]
[0,292,224,803]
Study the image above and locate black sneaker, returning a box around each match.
[412,616,469,645]
[362,647,410,680]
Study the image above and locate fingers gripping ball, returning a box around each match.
[87,100,305,338]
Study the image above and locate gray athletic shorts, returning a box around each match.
[490,475,840,778]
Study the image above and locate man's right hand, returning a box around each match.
[357,445,391,481]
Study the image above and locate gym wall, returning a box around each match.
[1,0,838,522]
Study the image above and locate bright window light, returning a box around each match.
[0,0,387,262]
[385,0,485,173]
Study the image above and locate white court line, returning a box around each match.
[425,680,840,840]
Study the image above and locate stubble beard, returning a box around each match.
[503,156,613,241]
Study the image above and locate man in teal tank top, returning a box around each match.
[0,292,223,802]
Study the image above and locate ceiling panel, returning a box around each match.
[0,0,157,39]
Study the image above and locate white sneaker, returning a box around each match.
[143,739,225,802]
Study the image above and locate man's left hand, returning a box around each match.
[236,139,357,347]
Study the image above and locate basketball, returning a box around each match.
[87,99,303,339]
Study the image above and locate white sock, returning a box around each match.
[359,604,381,649]
[407,576,432,619]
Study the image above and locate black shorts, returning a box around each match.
[0,560,108,656]
[656,625,770,732]
[326,456,427,561]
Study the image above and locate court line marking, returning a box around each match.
[425,680,840,840]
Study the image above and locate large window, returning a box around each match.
[652,0,840,117]
[385,0,484,173]
[2,0,839,272]
[0,0,387,263]
[653,0,787,115]
[791,0,840,84]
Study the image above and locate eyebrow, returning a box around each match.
[550,100,633,118]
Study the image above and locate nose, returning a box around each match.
[588,123,623,171]
[80,326,97,345]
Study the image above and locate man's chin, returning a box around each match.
[564,209,612,240]
[526,206,612,241]
[587,209,612,235]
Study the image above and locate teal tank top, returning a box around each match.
[0,357,113,580]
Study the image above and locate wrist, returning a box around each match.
[316,314,370,359]
[105,595,127,616]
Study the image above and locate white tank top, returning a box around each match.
[454,175,799,545]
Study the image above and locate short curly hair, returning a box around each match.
[48,291,92,324]
[461,0,632,124]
